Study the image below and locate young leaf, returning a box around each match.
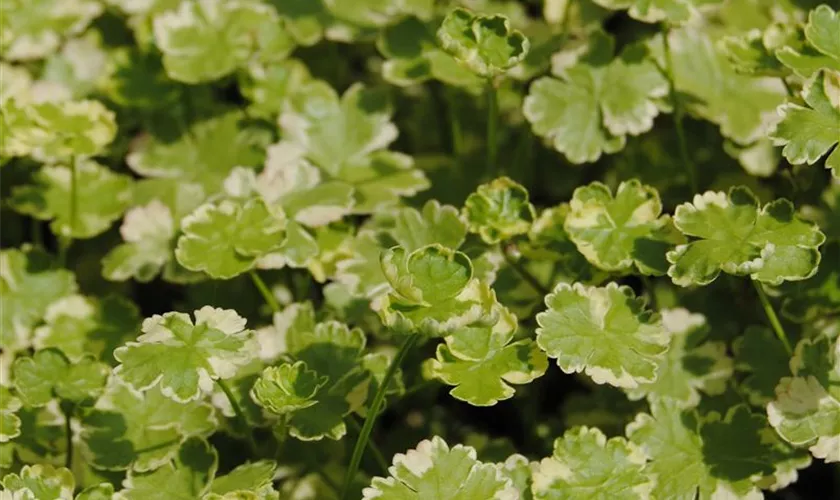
[152,0,294,83]
[533,427,652,499]
[436,8,529,78]
[667,187,826,286]
[250,361,327,414]
[12,348,109,406]
[1,464,75,499]
[776,6,840,77]
[175,199,286,279]
[428,305,548,406]
[0,387,22,443]
[770,71,840,177]
[463,177,536,245]
[10,161,133,239]
[1,99,116,161]
[565,180,684,275]
[113,307,257,403]
[80,376,217,472]
[373,245,499,337]
[390,200,467,252]
[536,282,669,389]
[240,58,311,117]
[115,437,218,499]
[362,436,517,499]
[1,247,77,352]
[767,336,840,463]
[524,35,667,163]
[0,0,102,61]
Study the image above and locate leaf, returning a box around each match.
[362,436,517,499]
[240,58,311,117]
[770,71,840,177]
[101,201,178,283]
[152,0,294,83]
[324,0,433,29]
[428,305,547,406]
[732,327,791,406]
[627,399,772,499]
[338,150,429,213]
[625,308,732,408]
[1,464,75,499]
[105,48,180,109]
[524,35,667,163]
[334,230,391,298]
[565,180,684,275]
[664,26,786,145]
[373,245,499,337]
[115,437,217,500]
[207,460,277,498]
[767,336,840,463]
[175,199,287,279]
[127,111,267,191]
[666,186,826,286]
[0,0,102,61]
[113,307,257,403]
[81,377,217,471]
[532,427,652,499]
[271,0,331,46]
[778,240,840,321]
[591,0,717,24]
[436,8,529,78]
[463,177,536,245]
[12,348,109,406]
[252,309,372,440]
[0,387,22,443]
[1,98,116,161]
[536,282,669,389]
[0,247,77,352]
[720,29,788,77]
[10,161,133,239]
[390,200,467,252]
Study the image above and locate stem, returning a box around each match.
[62,403,74,469]
[661,27,697,194]
[215,378,259,454]
[500,243,550,295]
[340,334,420,499]
[249,270,281,314]
[59,157,79,266]
[485,80,499,177]
[445,87,464,158]
[751,280,792,354]
[349,417,389,474]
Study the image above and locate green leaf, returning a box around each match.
[463,177,536,245]
[1,98,116,161]
[625,308,732,408]
[102,201,178,283]
[536,282,669,388]
[428,305,548,406]
[524,35,667,163]
[271,0,331,46]
[565,180,684,275]
[127,111,267,191]
[1,464,75,499]
[207,460,277,498]
[778,240,840,321]
[10,161,133,239]
[338,150,429,213]
[324,0,433,29]
[0,387,22,443]
[390,200,467,252]
[436,8,529,78]
[770,71,840,177]
[12,348,109,406]
[105,48,180,109]
[152,0,294,83]
[732,326,791,406]
[113,307,257,403]
[334,230,391,298]
[175,199,286,280]
[374,245,499,337]
[533,427,652,499]
[250,361,327,414]
[81,376,217,471]
[0,0,102,61]
[767,336,840,463]
[667,186,826,286]
[591,0,717,23]
[804,5,840,66]
[240,58,311,117]
[720,29,787,77]
[115,437,217,500]
[1,247,77,352]
[362,436,517,499]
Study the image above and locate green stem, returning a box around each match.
[661,27,697,194]
[62,403,74,469]
[215,378,259,454]
[340,334,420,499]
[349,416,389,474]
[249,270,280,315]
[500,243,550,295]
[751,280,792,354]
[445,87,464,158]
[133,438,182,455]
[59,157,80,266]
[485,80,499,177]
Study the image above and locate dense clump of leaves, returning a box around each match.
[1,1,838,499]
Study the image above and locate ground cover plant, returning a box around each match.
[1,0,839,498]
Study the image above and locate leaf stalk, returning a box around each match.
[751,279,793,355]
[500,243,550,295]
[486,80,499,177]
[215,378,259,455]
[661,27,698,193]
[249,269,281,315]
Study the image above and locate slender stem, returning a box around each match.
[62,403,74,469]
[485,80,499,177]
[661,27,697,194]
[781,78,794,97]
[445,87,464,158]
[133,438,182,455]
[340,334,420,499]
[751,280,792,354]
[402,379,437,398]
[215,378,258,454]
[500,243,550,295]
[59,157,80,266]
[249,270,280,314]
[349,416,389,474]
